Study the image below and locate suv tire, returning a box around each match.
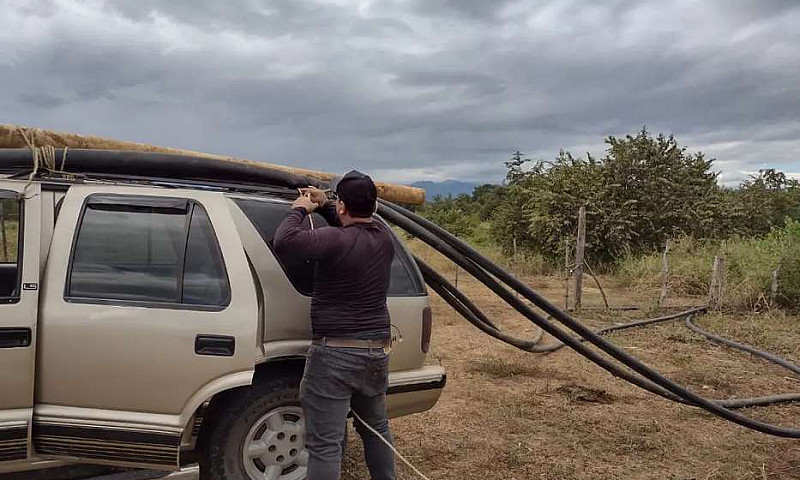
[199,373,307,480]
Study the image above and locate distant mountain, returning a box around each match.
[411,180,477,200]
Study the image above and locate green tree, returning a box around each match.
[490,129,729,263]
[417,195,477,238]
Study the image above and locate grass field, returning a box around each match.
[341,267,800,479]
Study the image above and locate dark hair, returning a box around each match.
[336,171,377,218]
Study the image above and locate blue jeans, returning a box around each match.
[300,345,396,480]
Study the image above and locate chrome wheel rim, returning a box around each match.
[242,405,308,480]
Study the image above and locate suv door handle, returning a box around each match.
[195,335,235,357]
[0,328,31,348]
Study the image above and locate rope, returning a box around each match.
[350,409,433,480]
[16,127,74,198]
[18,127,40,198]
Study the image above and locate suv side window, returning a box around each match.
[67,195,231,308]
[0,191,22,301]
[233,198,424,296]
[234,198,327,295]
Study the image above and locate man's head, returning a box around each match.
[333,170,377,219]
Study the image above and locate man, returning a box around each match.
[274,170,396,480]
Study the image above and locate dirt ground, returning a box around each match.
[342,271,800,480]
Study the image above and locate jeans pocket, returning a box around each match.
[367,357,390,394]
[303,345,326,379]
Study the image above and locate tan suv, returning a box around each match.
[0,171,444,479]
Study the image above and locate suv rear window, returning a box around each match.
[0,191,21,301]
[233,198,424,296]
[67,195,230,308]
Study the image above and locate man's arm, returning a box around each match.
[274,207,344,260]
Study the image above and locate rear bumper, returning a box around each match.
[386,365,446,418]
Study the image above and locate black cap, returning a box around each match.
[332,170,377,218]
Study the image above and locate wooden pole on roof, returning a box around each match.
[0,124,426,205]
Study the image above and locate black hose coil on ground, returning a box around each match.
[379,199,800,438]
[415,254,800,410]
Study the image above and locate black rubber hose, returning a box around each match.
[423,264,800,409]
[415,255,544,350]
[529,307,708,353]
[380,206,689,405]
[421,249,705,355]
[379,200,800,437]
[407,223,800,410]
[686,316,800,377]
[0,149,325,190]
[414,243,800,409]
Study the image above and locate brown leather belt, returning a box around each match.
[312,337,391,352]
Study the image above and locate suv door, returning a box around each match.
[0,181,40,465]
[34,185,258,470]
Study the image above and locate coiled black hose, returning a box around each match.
[416,254,800,409]
[379,199,800,437]
[686,316,800,377]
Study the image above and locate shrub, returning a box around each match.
[618,220,800,310]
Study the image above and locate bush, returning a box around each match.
[618,220,800,310]
[775,220,800,309]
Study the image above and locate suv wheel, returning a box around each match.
[200,374,308,480]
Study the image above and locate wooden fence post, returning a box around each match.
[564,239,571,310]
[708,256,726,310]
[771,260,781,306]
[513,236,519,298]
[574,206,587,312]
[658,239,671,307]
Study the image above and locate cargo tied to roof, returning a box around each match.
[0,124,426,205]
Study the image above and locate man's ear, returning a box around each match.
[337,201,347,216]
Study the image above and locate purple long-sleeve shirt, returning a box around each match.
[273,203,395,340]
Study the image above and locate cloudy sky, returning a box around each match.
[1,0,798,186]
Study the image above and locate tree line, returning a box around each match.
[417,128,800,265]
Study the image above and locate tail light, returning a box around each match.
[421,306,432,353]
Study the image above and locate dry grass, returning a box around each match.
[341,268,800,479]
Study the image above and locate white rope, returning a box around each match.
[16,128,74,197]
[18,127,40,198]
[350,409,433,480]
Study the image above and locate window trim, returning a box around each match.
[381,218,427,298]
[0,190,23,305]
[64,194,231,311]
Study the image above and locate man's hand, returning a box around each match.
[299,187,328,207]
[292,194,317,213]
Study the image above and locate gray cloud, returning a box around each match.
[0,0,798,185]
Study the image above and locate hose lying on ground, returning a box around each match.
[378,199,800,438]
[416,253,800,410]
